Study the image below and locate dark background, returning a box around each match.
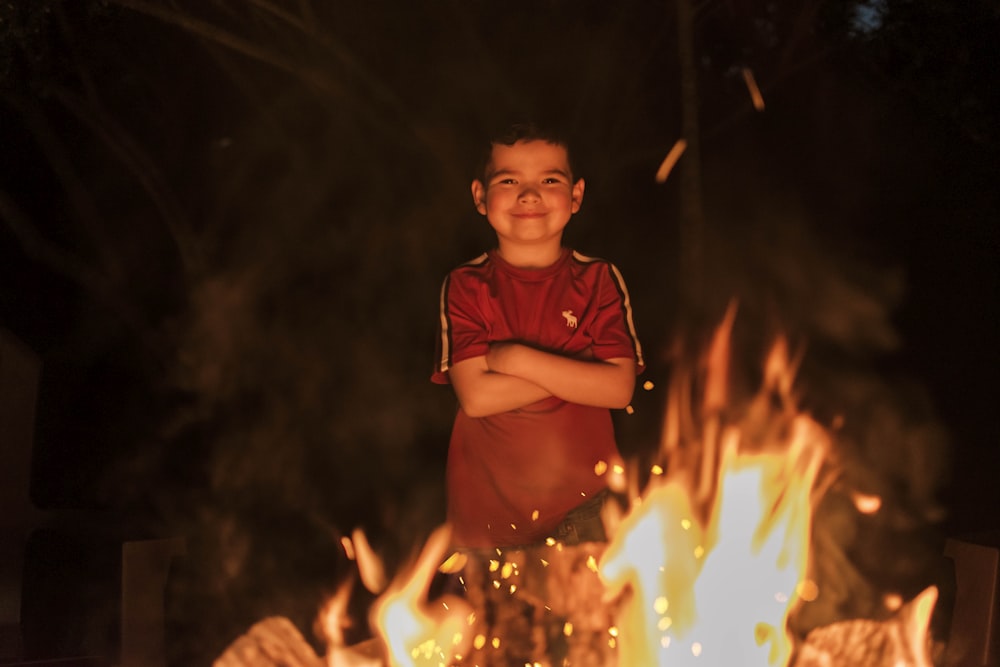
[1,0,997,663]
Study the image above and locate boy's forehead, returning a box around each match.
[487,140,572,177]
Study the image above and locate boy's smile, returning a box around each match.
[471,139,585,267]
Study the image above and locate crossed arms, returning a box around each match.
[449,342,636,418]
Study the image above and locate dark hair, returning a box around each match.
[477,121,578,181]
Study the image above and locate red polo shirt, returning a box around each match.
[433,248,644,547]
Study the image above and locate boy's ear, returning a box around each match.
[471,180,488,215]
[571,178,585,214]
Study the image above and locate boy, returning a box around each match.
[432,123,644,549]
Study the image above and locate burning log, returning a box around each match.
[456,542,616,667]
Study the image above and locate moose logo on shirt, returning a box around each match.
[561,309,578,328]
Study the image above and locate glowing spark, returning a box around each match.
[655,139,687,183]
[643,380,655,390]
[563,622,574,636]
[853,492,882,514]
[797,580,819,602]
[626,405,635,414]
[438,551,467,574]
[594,460,609,475]
[531,509,540,521]
[884,592,903,611]
[742,67,765,111]
[651,464,664,475]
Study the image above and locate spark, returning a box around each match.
[797,580,820,602]
[852,492,882,514]
[742,67,765,111]
[655,139,687,183]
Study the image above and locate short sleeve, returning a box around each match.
[431,271,491,384]
[588,263,645,371]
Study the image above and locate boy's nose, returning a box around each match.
[518,187,540,202]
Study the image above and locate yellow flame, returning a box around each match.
[600,314,827,666]
[369,526,473,667]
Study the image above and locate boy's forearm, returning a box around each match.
[486,343,636,409]
[449,356,552,417]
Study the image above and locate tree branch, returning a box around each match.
[106,0,345,98]
[44,85,201,275]
[3,92,124,281]
[0,189,144,331]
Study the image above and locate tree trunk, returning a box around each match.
[674,0,708,330]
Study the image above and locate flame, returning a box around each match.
[600,311,827,666]
[369,526,473,667]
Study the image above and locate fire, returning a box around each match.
[318,527,473,666]
[372,528,474,666]
[600,313,826,666]
[593,307,939,666]
[312,308,938,666]
[601,441,824,666]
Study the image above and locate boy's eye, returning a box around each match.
[542,177,562,184]
[498,178,517,185]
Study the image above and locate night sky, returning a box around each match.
[1,0,998,662]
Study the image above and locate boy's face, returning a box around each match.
[471,140,584,252]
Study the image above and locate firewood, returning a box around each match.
[213,616,324,667]
[793,587,940,667]
[456,542,616,667]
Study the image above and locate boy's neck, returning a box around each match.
[496,242,564,269]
